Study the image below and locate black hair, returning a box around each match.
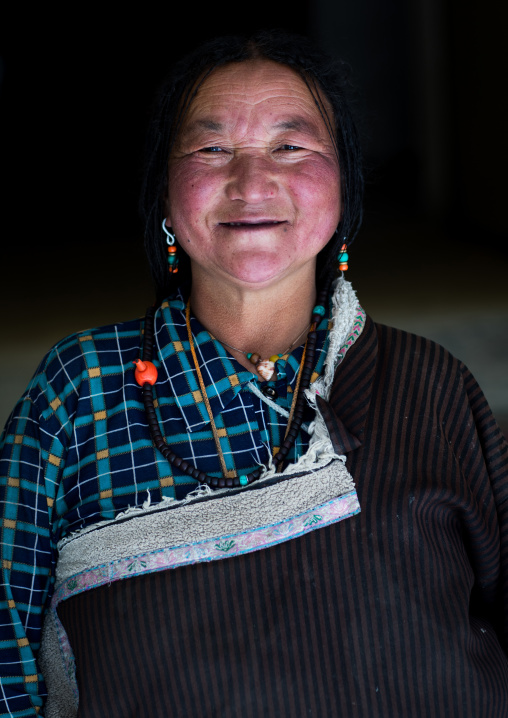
[140,30,364,302]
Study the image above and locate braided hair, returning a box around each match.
[140,31,364,302]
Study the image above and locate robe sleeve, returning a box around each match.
[458,362,508,650]
[0,374,65,716]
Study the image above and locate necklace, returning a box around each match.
[186,301,311,479]
[134,284,330,489]
[213,323,312,381]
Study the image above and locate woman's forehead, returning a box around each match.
[178,59,334,138]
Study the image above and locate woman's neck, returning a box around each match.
[189,267,317,371]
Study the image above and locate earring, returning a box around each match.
[162,220,179,274]
[338,237,349,272]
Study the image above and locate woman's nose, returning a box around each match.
[225,153,278,203]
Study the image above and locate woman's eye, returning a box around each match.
[199,146,223,153]
[278,144,302,151]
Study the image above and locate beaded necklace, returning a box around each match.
[212,323,311,381]
[134,283,330,489]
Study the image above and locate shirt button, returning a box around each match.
[261,385,278,399]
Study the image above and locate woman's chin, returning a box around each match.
[221,255,296,288]
[193,250,315,291]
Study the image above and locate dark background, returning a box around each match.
[1,1,507,427]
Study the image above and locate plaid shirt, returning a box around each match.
[0,292,329,716]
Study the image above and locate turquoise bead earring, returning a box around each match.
[162,220,179,274]
[338,238,349,272]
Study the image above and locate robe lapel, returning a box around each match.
[317,315,378,455]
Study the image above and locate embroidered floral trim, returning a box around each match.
[331,307,366,376]
[52,489,359,609]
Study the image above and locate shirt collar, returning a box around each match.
[152,291,330,434]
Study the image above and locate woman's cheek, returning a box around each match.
[168,166,216,231]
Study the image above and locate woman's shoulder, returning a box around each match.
[24,315,145,406]
[340,314,479,414]
[372,319,465,372]
[342,314,467,377]
[368,318,496,431]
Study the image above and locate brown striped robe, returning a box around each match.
[59,317,508,717]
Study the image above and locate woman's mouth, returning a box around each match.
[220,220,287,229]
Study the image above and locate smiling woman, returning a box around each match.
[1,31,508,718]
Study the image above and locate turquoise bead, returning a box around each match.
[338,252,349,262]
[312,305,326,316]
[239,475,248,486]
[246,353,252,360]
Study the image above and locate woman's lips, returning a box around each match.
[219,220,287,229]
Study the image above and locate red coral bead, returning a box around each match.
[133,359,158,386]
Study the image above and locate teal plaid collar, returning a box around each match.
[151,292,330,435]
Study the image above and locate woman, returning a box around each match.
[1,32,507,717]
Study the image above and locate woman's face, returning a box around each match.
[166,59,341,290]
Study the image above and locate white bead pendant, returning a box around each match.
[256,359,276,381]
